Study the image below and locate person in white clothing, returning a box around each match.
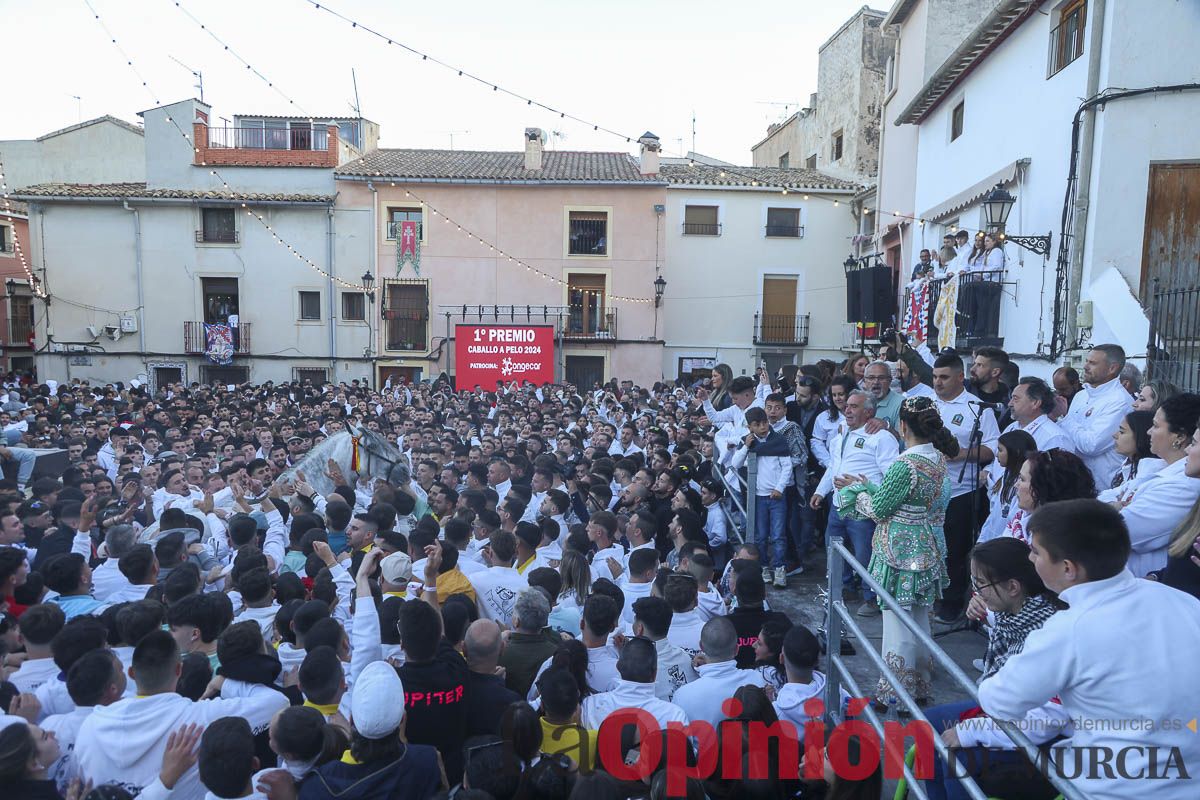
[586,511,626,584]
[1003,378,1074,453]
[41,648,128,791]
[697,374,770,468]
[1118,395,1200,577]
[630,596,697,702]
[772,625,849,744]
[672,617,767,729]
[74,628,289,800]
[466,530,529,627]
[91,524,140,602]
[811,390,899,606]
[979,499,1200,800]
[618,548,658,625]
[810,376,853,470]
[1052,345,1134,489]
[931,353,1000,621]
[664,573,705,657]
[8,604,65,694]
[581,638,688,729]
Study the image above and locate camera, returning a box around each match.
[878,328,909,347]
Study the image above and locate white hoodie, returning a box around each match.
[581,679,689,730]
[652,638,698,702]
[695,586,728,621]
[672,659,767,728]
[772,671,851,744]
[75,680,289,800]
[9,656,58,693]
[233,603,282,648]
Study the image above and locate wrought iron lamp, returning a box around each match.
[654,275,667,307]
[982,183,1052,256]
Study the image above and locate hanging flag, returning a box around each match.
[396,220,421,276]
[934,277,959,352]
[902,278,931,343]
[203,323,235,365]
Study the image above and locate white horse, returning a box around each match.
[279,426,407,498]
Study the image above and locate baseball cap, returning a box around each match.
[380,551,413,585]
[350,661,405,738]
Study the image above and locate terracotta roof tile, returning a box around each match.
[659,164,861,191]
[12,182,333,204]
[336,149,662,184]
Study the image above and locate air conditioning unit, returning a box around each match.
[104,325,122,341]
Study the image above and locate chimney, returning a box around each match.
[638,131,661,176]
[524,128,546,171]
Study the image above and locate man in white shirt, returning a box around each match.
[581,637,688,729]
[979,499,1200,800]
[466,530,529,627]
[486,459,513,503]
[1002,377,1074,454]
[932,353,1000,622]
[586,510,626,584]
[618,548,658,625]
[630,596,697,701]
[811,390,899,614]
[607,424,643,458]
[8,604,65,694]
[697,374,770,468]
[672,616,767,729]
[1052,344,1134,489]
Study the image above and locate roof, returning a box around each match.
[11,183,333,204]
[234,114,375,124]
[819,6,888,53]
[659,164,861,192]
[335,149,663,184]
[882,0,921,28]
[36,115,144,142]
[895,0,1042,125]
[1,200,28,217]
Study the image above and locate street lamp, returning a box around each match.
[982,183,1052,256]
[843,254,858,272]
[361,270,375,302]
[654,275,667,307]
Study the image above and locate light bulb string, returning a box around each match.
[0,157,48,298]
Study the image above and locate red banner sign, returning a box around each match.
[455,324,556,390]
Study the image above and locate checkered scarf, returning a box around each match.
[982,594,1057,680]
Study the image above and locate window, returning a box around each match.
[567,274,611,337]
[805,154,817,170]
[831,130,844,162]
[199,208,237,244]
[200,365,250,385]
[201,277,239,325]
[384,281,429,351]
[778,153,790,169]
[1049,0,1086,76]
[765,208,803,238]
[565,355,606,389]
[885,54,895,94]
[951,100,965,141]
[0,224,11,254]
[294,368,329,385]
[9,296,32,346]
[341,292,366,321]
[683,205,720,236]
[338,120,362,150]
[386,206,423,240]
[568,211,608,256]
[298,291,322,321]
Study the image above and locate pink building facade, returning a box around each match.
[335,131,668,388]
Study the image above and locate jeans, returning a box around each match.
[4,446,37,489]
[922,700,1050,800]
[754,495,787,569]
[826,506,876,602]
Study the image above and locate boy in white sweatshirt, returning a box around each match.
[74,629,289,800]
[8,603,64,693]
[772,624,849,744]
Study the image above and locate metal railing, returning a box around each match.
[195,229,238,244]
[567,219,607,255]
[825,539,1085,800]
[715,455,748,547]
[565,308,616,340]
[902,270,1006,350]
[682,222,721,236]
[206,126,330,151]
[9,315,32,347]
[1047,12,1085,78]
[753,313,810,346]
[764,224,804,238]
[183,321,252,355]
[1147,281,1200,392]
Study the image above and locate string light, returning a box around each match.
[0,157,47,298]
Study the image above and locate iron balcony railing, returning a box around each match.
[9,317,32,347]
[1147,281,1200,392]
[565,308,617,340]
[902,270,1005,350]
[195,229,238,244]
[183,321,252,355]
[752,312,810,346]
[765,223,804,238]
[206,126,330,151]
[568,219,607,255]
[682,222,721,236]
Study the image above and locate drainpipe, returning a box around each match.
[122,201,146,359]
[327,204,337,380]
[367,181,378,386]
[1064,0,1106,351]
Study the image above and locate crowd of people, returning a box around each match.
[0,335,1196,800]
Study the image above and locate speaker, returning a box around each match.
[858,267,894,323]
[845,269,863,322]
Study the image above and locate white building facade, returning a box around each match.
[658,164,860,383]
[14,98,377,389]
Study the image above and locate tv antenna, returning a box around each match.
[549,130,567,150]
[68,94,82,123]
[441,131,469,150]
[349,68,362,117]
[169,56,204,102]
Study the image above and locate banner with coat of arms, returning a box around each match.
[396,220,421,276]
[203,323,235,366]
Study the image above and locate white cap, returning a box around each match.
[350,661,405,738]
[380,551,413,585]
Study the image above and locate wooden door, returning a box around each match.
[762,277,798,343]
[1141,163,1200,296]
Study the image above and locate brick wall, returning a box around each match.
[192,123,339,168]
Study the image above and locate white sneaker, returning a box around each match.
[762,567,773,584]
[773,566,787,588]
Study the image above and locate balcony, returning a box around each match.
[682,222,721,236]
[753,313,810,346]
[184,321,252,355]
[207,127,330,151]
[764,224,804,238]
[564,308,617,341]
[195,229,238,244]
[901,271,1005,350]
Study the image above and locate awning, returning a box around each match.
[921,158,1029,223]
